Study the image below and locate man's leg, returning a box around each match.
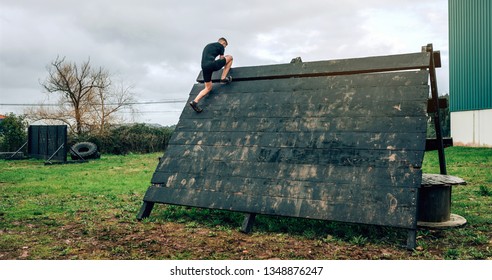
[190,81,212,112]
[220,55,233,80]
[195,81,212,103]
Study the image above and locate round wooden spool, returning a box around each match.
[417,173,467,228]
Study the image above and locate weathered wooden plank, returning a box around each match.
[196,52,431,83]
[421,173,466,187]
[149,171,422,200]
[195,70,430,93]
[142,185,418,229]
[188,100,428,120]
[157,145,424,169]
[143,182,420,213]
[169,131,427,151]
[188,89,428,119]
[175,116,428,134]
[194,85,431,107]
[151,161,423,189]
[150,174,423,202]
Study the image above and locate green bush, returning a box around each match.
[0,113,28,152]
[70,123,174,155]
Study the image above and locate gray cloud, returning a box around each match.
[0,0,449,125]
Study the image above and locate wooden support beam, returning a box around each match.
[136,201,155,220]
[427,97,448,113]
[425,43,447,175]
[241,213,256,233]
[426,137,453,151]
[407,230,417,250]
[197,52,433,83]
[433,51,442,68]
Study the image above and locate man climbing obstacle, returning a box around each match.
[189,37,233,113]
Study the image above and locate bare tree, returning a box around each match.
[87,81,136,135]
[26,56,135,136]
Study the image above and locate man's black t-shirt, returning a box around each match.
[201,42,224,68]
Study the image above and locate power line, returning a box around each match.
[0,103,60,107]
[123,100,187,105]
[0,99,187,107]
[117,110,182,114]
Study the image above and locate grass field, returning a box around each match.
[0,147,490,260]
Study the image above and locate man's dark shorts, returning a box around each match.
[202,58,227,83]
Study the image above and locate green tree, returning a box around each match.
[0,113,28,152]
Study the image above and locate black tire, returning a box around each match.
[70,142,100,160]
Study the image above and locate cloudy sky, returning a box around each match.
[0,0,449,126]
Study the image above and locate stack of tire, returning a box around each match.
[70,142,100,160]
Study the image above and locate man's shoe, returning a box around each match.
[220,76,232,84]
[189,101,203,113]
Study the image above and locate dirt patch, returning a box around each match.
[1,217,418,260]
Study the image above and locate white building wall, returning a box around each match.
[451,109,492,147]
